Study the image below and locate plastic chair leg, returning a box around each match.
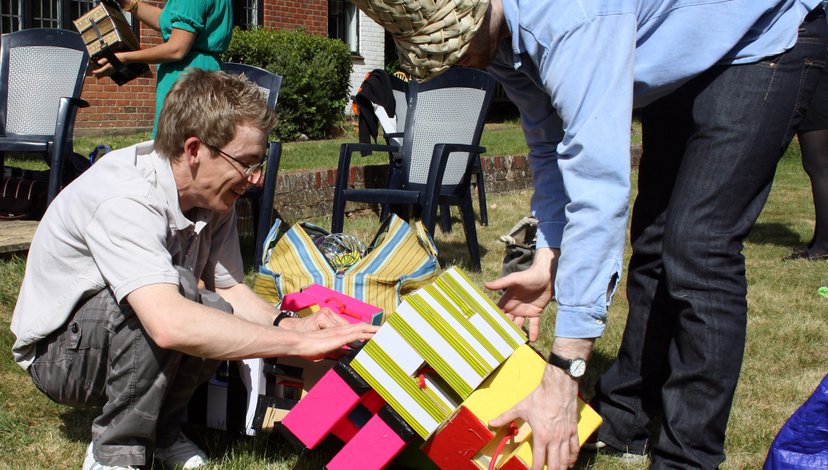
[475,158,488,226]
[459,196,481,271]
[439,204,452,233]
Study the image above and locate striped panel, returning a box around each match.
[437,268,526,348]
[253,214,438,313]
[350,340,446,438]
[351,267,530,439]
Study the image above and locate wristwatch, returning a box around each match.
[273,310,298,327]
[547,351,587,379]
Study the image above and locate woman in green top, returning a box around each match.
[92,0,233,136]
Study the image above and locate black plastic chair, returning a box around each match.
[0,28,90,204]
[332,68,496,270]
[222,62,284,271]
[382,72,489,231]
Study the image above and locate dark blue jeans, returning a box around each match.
[592,11,828,470]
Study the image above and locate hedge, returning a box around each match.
[223,28,353,141]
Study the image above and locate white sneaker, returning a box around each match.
[153,431,208,469]
[82,443,138,470]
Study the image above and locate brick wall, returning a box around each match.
[262,0,327,35]
[75,0,329,134]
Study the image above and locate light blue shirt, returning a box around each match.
[487,0,819,338]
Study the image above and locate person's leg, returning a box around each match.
[797,127,828,256]
[29,269,232,467]
[593,10,827,467]
[649,14,828,469]
[592,98,691,455]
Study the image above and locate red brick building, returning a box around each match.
[1,1,360,134]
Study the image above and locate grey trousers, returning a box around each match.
[28,268,233,467]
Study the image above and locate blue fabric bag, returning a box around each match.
[764,374,828,469]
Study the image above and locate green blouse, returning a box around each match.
[153,0,232,135]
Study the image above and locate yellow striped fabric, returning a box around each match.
[253,214,439,315]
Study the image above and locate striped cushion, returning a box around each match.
[253,213,439,316]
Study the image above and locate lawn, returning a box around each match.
[0,136,825,469]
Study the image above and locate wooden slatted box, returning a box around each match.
[72,2,149,85]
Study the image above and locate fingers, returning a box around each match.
[483,273,517,292]
[532,431,548,470]
[489,404,520,429]
[314,308,349,328]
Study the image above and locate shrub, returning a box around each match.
[223,28,353,141]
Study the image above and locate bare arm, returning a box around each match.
[91,28,195,77]
[126,283,377,361]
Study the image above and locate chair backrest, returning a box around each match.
[0,28,88,138]
[223,62,283,110]
[400,68,495,191]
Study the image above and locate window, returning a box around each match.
[234,0,262,30]
[329,0,358,54]
[1,0,98,33]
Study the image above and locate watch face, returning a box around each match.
[569,359,587,378]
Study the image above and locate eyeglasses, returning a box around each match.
[202,141,266,179]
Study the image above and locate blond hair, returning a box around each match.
[155,69,278,160]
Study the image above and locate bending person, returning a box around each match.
[352,0,826,468]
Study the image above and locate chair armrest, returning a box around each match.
[47,97,91,203]
[421,143,487,230]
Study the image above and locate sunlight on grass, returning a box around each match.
[0,139,823,469]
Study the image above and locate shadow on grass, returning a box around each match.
[59,406,99,443]
[747,222,804,247]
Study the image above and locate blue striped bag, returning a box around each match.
[253,213,440,317]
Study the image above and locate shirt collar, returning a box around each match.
[147,143,212,234]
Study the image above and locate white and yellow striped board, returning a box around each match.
[350,267,527,439]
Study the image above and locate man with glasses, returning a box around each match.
[10,69,378,470]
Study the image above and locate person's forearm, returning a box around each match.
[551,337,594,362]
[132,286,302,360]
[119,35,192,64]
[215,283,278,327]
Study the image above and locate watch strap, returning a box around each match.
[273,310,298,327]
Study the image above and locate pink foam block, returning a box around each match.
[326,413,408,470]
[281,284,384,325]
[280,369,361,448]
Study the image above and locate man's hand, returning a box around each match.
[490,365,580,470]
[484,247,559,341]
[288,322,379,360]
[278,307,349,332]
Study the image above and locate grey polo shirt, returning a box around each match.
[11,141,244,369]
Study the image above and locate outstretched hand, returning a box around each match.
[278,308,378,360]
[484,247,558,341]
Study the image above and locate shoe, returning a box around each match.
[782,247,828,261]
[153,431,208,469]
[82,443,138,470]
[582,437,648,463]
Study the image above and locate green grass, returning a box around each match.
[1,136,823,469]
[4,120,531,173]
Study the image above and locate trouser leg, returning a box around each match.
[593,12,827,469]
[29,268,233,466]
